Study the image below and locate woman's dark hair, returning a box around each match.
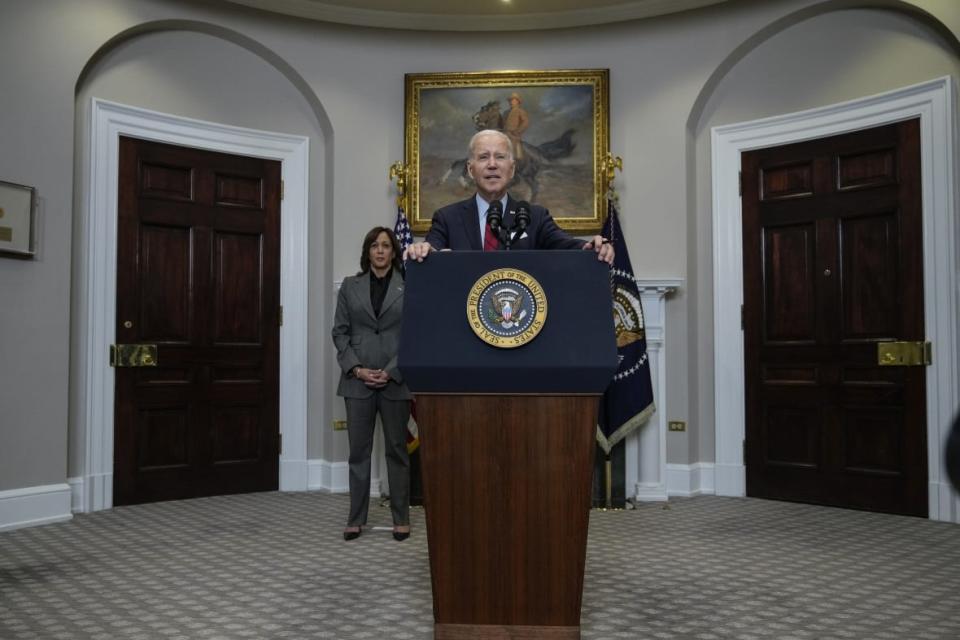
[359,226,403,274]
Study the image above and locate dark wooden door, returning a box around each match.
[742,119,927,516]
[114,136,281,505]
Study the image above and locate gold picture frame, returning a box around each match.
[404,69,609,234]
[0,179,37,257]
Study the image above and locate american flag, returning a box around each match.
[394,205,414,255]
[394,205,419,453]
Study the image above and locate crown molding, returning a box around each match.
[221,0,729,32]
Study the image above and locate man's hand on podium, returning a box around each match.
[403,241,435,262]
[584,235,615,265]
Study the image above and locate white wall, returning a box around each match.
[0,0,957,509]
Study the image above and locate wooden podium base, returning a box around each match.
[435,623,580,639]
[417,394,598,639]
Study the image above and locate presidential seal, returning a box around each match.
[612,285,645,348]
[466,269,547,348]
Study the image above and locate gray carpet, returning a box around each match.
[1,493,959,639]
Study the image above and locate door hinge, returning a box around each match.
[743,439,747,461]
[738,170,742,197]
[280,180,285,200]
[740,304,744,330]
[279,305,283,327]
[278,433,282,455]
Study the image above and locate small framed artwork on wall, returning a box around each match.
[0,180,36,257]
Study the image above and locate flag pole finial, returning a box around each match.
[389,161,409,209]
[604,153,623,202]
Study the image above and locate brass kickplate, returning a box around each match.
[332,419,347,431]
[668,420,686,432]
[877,341,931,366]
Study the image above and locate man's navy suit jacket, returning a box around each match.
[424,195,584,251]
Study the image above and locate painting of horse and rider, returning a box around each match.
[404,69,609,234]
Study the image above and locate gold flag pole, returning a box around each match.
[388,160,408,209]
[602,152,623,511]
[604,152,623,204]
[605,459,614,510]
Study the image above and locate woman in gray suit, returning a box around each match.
[332,227,411,541]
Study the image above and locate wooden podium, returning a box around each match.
[399,251,617,639]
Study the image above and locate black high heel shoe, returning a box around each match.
[343,527,361,541]
[392,526,410,541]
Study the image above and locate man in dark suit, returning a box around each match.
[404,130,614,264]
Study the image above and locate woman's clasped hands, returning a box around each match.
[356,367,389,388]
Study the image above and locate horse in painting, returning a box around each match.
[438,100,576,202]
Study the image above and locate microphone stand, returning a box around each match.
[500,224,513,250]
[488,203,505,251]
[501,210,521,250]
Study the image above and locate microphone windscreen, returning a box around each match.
[488,201,503,230]
[515,200,531,229]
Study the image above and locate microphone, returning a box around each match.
[487,200,503,234]
[515,200,531,232]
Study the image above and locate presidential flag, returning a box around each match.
[394,205,419,454]
[597,199,655,453]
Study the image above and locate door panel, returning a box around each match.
[115,136,280,505]
[214,232,263,343]
[742,119,926,516]
[763,401,821,468]
[760,161,813,200]
[139,407,190,469]
[763,223,816,342]
[139,224,191,340]
[212,406,262,463]
[840,406,903,474]
[839,212,898,339]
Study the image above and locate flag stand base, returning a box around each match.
[592,441,625,509]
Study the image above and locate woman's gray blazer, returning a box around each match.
[332,269,411,401]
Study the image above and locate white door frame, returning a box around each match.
[711,77,959,522]
[76,98,310,511]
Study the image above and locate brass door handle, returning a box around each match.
[877,341,931,366]
[110,344,158,367]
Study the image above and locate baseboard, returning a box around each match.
[308,459,385,497]
[666,463,716,497]
[68,476,84,512]
[0,483,73,532]
[714,463,746,497]
[318,458,722,500]
[308,459,348,493]
[280,458,309,492]
[931,480,960,523]
[635,484,669,502]
[308,459,349,494]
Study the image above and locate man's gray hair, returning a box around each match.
[468,130,514,160]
